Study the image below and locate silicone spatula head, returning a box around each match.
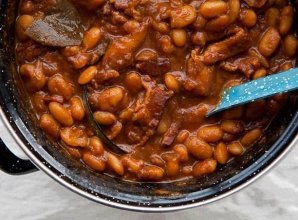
[207,68,298,117]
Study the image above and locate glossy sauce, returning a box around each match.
[15,0,297,181]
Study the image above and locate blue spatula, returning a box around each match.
[207,68,298,117]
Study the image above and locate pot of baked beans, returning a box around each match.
[0,0,297,212]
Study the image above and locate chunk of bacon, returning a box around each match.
[220,56,261,78]
[124,76,173,146]
[184,50,216,96]
[161,121,181,146]
[202,28,252,65]
[136,57,171,76]
[102,18,150,70]
[73,0,105,10]
[243,0,267,8]
[133,77,173,127]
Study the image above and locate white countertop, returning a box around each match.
[1,120,298,220]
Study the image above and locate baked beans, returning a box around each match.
[15,0,297,182]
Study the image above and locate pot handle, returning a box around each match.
[0,138,38,174]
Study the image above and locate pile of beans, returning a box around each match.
[15,0,297,181]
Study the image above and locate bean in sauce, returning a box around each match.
[15,0,297,182]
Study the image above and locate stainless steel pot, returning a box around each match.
[0,0,297,212]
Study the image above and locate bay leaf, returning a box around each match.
[26,0,85,47]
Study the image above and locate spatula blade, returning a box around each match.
[207,68,298,117]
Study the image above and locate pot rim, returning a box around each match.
[1,106,297,212]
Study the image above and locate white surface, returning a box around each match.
[0,120,298,220]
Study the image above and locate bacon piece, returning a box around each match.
[184,50,216,96]
[124,76,173,146]
[161,121,181,146]
[102,18,150,70]
[243,0,267,8]
[133,78,173,127]
[220,56,261,78]
[136,57,171,76]
[202,28,252,65]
